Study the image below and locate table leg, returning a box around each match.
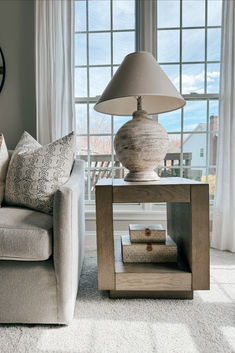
[96,185,115,290]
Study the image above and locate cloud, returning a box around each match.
[173,70,219,94]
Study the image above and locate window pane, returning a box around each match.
[183,133,207,166]
[161,64,180,91]
[88,0,110,31]
[207,168,216,201]
[90,135,112,155]
[207,63,220,93]
[157,133,181,169]
[89,33,111,65]
[113,168,125,179]
[76,135,88,156]
[183,101,207,132]
[182,0,205,27]
[75,1,86,32]
[90,168,112,200]
[158,109,181,133]
[89,104,111,134]
[208,0,222,26]
[183,167,206,182]
[113,0,135,30]
[209,131,218,166]
[158,167,181,178]
[182,64,204,94]
[76,104,87,134]
[157,0,180,28]
[209,101,219,131]
[208,28,221,61]
[75,68,87,97]
[158,30,180,62]
[114,116,131,133]
[167,134,181,153]
[75,34,87,66]
[113,31,135,65]
[182,29,205,62]
[89,67,111,97]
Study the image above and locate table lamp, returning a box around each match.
[94,51,186,181]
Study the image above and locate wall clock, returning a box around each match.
[0,47,6,93]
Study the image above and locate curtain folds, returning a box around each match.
[212,0,235,252]
[35,0,75,145]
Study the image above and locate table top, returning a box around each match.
[96,177,206,187]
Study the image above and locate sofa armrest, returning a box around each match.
[53,159,85,323]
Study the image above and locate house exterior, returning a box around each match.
[183,115,218,174]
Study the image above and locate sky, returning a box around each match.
[74,0,222,135]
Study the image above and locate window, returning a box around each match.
[75,0,222,202]
[157,0,222,201]
[75,0,136,200]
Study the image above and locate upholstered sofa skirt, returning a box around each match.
[0,159,85,324]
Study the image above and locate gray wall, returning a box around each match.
[0,0,36,149]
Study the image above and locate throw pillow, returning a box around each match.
[5,131,74,214]
[0,134,9,206]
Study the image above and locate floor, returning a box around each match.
[0,248,234,353]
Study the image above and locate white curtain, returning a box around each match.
[212,0,235,252]
[35,0,75,145]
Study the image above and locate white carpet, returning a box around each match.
[0,248,234,353]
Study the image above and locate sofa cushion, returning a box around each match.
[4,131,74,215]
[0,134,9,206]
[0,207,53,261]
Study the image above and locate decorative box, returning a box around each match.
[121,235,177,263]
[129,224,166,243]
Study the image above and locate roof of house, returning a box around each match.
[183,123,207,144]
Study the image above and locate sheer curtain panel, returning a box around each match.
[35,0,75,145]
[212,0,235,252]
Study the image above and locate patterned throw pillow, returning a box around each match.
[5,131,74,214]
[0,134,9,206]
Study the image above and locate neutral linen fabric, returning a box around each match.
[5,131,74,215]
[0,260,57,324]
[212,1,235,252]
[53,159,85,323]
[0,134,9,206]
[35,0,75,145]
[0,159,85,324]
[0,207,52,261]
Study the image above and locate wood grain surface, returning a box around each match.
[96,184,115,290]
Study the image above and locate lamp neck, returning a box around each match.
[134,96,148,119]
[137,96,142,110]
[132,110,148,119]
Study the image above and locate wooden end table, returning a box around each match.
[95,177,209,299]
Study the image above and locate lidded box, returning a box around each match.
[129,224,166,243]
[121,235,177,263]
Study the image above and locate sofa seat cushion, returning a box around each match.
[0,207,53,261]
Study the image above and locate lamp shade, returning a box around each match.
[94,51,186,116]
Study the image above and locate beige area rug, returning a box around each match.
[0,249,234,353]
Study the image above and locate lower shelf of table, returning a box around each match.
[114,239,192,292]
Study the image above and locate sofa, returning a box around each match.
[0,156,85,324]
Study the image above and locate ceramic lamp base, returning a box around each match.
[125,170,160,182]
[114,110,169,182]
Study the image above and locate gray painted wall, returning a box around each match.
[0,0,36,149]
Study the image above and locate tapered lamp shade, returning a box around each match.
[94,51,185,115]
[94,51,186,182]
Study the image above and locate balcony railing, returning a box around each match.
[80,153,193,194]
